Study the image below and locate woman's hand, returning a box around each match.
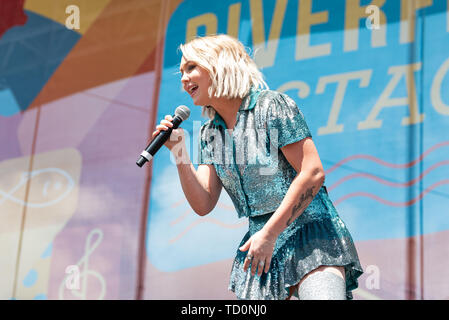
[239,229,277,277]
[152,114,185,151]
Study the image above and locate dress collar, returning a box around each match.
[212,87,262,127]
[239,87,261,111]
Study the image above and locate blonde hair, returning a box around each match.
[179,34,268,119]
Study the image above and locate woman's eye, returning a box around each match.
[187,64,196,71]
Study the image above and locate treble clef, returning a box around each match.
[58,228,106,300]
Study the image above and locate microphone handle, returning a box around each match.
[147,115,182,155]
[136,115,183,167]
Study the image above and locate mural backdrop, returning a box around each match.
[1,0,448,300]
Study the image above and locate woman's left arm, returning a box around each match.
[240,137,325,276]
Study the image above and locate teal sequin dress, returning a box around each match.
[198,88,363,300]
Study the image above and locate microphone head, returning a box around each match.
[175,105,190,121]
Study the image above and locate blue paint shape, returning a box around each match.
[23,269,38,288]
[33,294,47,300]
[0,88,21,116]
[41,243,53,258]
[0,10,81,116]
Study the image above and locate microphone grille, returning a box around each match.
[175,105,191,121]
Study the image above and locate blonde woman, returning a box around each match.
[153,34,363,300]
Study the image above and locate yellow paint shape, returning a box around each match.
[24,0,112,34]
[353,288,382,300]
[0,148,81,299]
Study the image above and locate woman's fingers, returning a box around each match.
[264,256,271,274]
[244,253,270,276]
[150,115,186,151]
[241,231,275,276]
[155,115,173,131]
[256,260,263,277]
[240,238,252,272]
[161,119,173,127]
[243,248,255,273]
[152,116,174,137]
[156,124,169,131]
[241,236,273,276]
[251,258,259,276]
[243,253,251,272]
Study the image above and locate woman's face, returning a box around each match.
[180,57,212,106]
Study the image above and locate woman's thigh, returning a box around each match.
[288,265,346,300]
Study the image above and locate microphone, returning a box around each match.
[136,105,190,167]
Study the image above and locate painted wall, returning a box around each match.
[1,0,448,300]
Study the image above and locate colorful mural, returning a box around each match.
[0,0,179,300]
[1,0,448,300]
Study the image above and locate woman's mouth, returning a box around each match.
[189,85,198,97]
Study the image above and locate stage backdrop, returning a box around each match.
[1,0,448,300]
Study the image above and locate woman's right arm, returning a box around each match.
[153,115,222,216]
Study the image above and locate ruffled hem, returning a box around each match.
[228,217,363,300]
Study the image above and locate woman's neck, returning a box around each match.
[209,96,243,130]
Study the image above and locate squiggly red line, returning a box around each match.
[169,201,235,226]
[334,179,449,207]
[325,141,449,175]
[328,160,449,191]
[169,218,248,244]
[170,208,191,226]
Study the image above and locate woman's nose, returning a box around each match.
[181,72,189,83]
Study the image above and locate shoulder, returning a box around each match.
[256,89,284,101]
[255,89,301,116]
[255,89,298,108]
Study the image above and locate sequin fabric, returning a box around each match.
[198,88,363,300]
[198,89,312,218]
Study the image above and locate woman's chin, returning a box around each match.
[192,98,206,106]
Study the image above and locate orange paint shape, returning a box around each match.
[28,0,182,109]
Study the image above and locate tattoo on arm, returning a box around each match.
[286,186,315,226]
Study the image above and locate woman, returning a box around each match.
[153,34,363,300]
